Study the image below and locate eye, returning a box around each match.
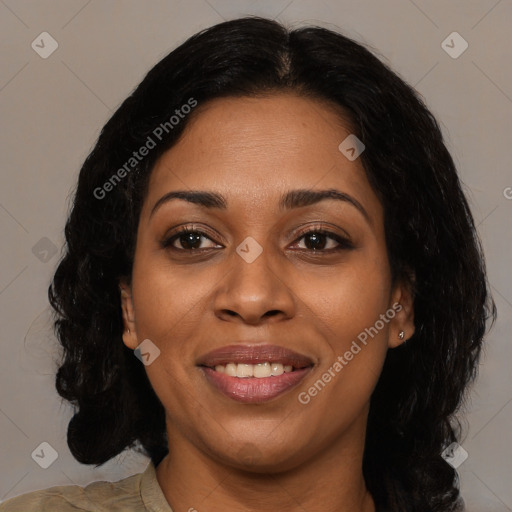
[161,227,221,251]
[292,229,354,252]
[161,225,354,253]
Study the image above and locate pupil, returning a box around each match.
[181,233,200,249]
[306,233,325,250]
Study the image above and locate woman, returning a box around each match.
[0,16,495,512]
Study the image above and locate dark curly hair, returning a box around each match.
[48,16,496,511]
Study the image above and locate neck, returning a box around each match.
[156,413,375,512]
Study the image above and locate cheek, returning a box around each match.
[129,258,209,417]
[306,251,391,346]
[301,249,391,402]
[131,256,212,340]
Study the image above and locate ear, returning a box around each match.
[387,277,415,349]
[119,280,138,350]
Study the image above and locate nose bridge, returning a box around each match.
[213,234,294,322]
[231,235,279,298]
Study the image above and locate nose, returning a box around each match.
[213,242,296,325]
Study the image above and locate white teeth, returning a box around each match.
[225,363,237,377]
[253,362,271,378]
[212,362,295,378]
[236,363,253,378]
[271,363,284,376]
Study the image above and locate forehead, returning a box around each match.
[143,94,381,219]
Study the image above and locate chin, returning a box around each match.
[209,439,313,474]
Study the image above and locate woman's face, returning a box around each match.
[121,93,414,472]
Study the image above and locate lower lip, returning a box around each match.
[201,367,311,403]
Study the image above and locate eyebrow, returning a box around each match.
[150,188,371,224]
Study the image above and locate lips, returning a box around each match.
[197,344,314,403]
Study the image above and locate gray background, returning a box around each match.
[0,1,511,510]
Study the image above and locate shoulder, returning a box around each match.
[0,483,97,511]
[0,470,145,512]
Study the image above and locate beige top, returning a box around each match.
[0,461,173,511]
[0,462,467,511]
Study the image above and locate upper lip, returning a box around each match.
[197,344,314,369]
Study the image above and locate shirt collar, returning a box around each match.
[140,460,174,512]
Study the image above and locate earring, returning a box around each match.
[127,328,131,334]
[398,330,405,340]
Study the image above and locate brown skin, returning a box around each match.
[120,94,415,512]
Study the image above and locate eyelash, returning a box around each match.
[161,225,354,254]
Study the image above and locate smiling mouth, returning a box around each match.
[197,344,314,403]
